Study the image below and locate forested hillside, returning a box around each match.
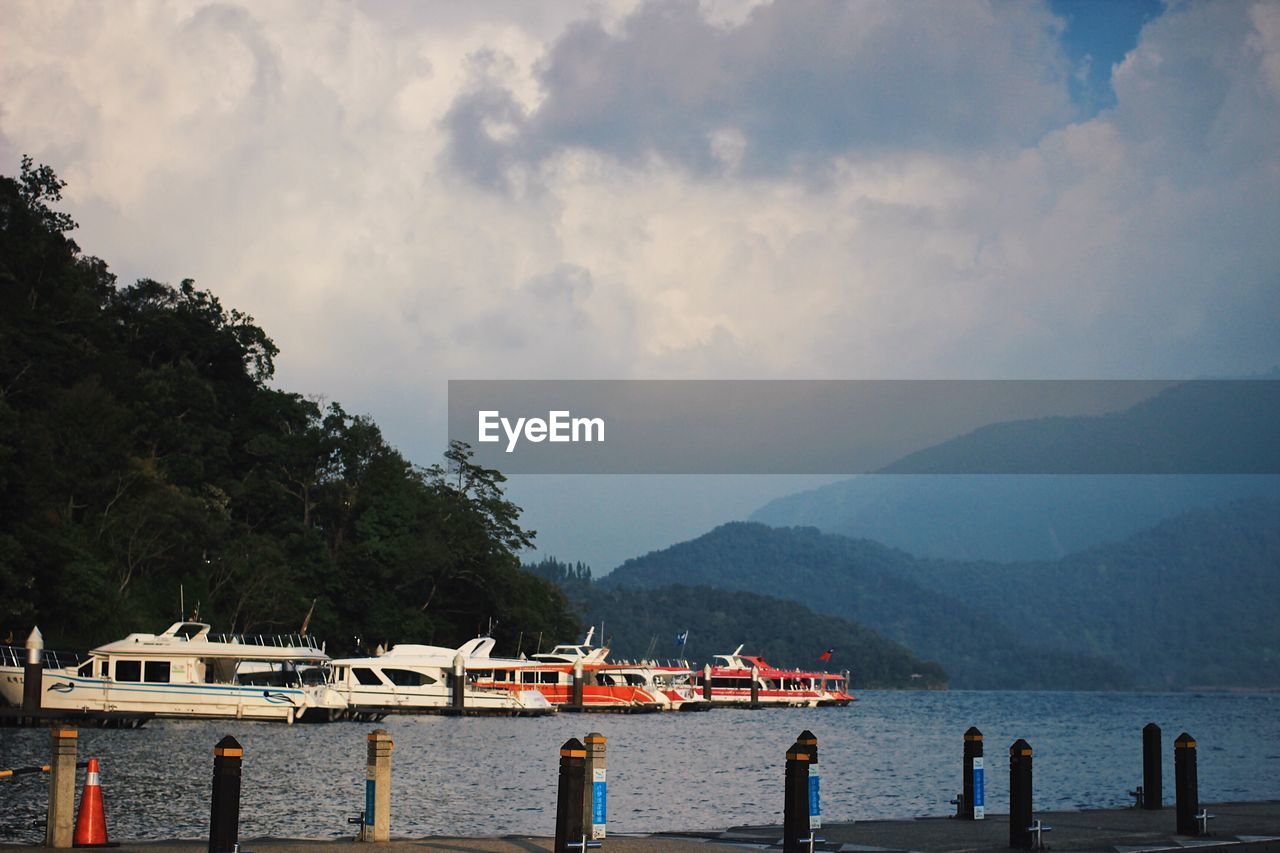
[607,502,1280,689]
[526,558,947,689]
[0,161,577,652]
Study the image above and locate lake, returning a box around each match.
[2,690,1277,842]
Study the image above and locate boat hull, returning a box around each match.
[0,667,341,723]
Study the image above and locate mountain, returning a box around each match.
[752,380,1280,562]
[751,475,1280,561]
[605,500,1280,689]
[524,558,946,688]
[601,525,1135,690]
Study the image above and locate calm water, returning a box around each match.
[2,690,1278,842]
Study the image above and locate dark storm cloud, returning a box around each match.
[443,0,1075,186]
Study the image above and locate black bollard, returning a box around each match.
[1009,739,1033,849]
[571,661,585,710]
[554,738,586,853]
[750,665,760,707]
[1174,732,1199,836]
[702,664,713,702]
[782,736,813,853]
[451,653,465,712]
[1143,723,1162,810]
[208,736,242,853]
[22,626,43,719]
[963,726,984,820]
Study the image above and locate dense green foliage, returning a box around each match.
[527,557,947,688]
[609,500,1280,689]
[0,162,577,653]
[889,499,1280,688]
[604,524,1136,689]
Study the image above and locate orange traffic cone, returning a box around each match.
[72,757,109,847]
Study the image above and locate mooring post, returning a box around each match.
[571,660,585,710]
[452,652,466,712]
[782,736,812,852]
[963,726,984,820]
[750,665,760,707]
[360,729,393,842]
[583,732,607,841]
[702,663,713,702]
[23,626,43,720]
[1009,739,1033,849]
[800,730,821,838]
[209,736,243,853]
[1143,723,1162,810]
[554,738,586,853]
[1174,732,1199,835]
[45,726,77,848]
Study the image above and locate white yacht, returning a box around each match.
[329,639,554,716]
[0,622,347,723]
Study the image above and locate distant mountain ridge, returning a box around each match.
[752,382,1280,561]
[605,498,1280,689]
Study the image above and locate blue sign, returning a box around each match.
[809,764,822,829]
[972,756,985,820]
[364,779,375,825]
[592,768,607,839]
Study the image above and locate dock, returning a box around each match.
[0,708,152,729]
[663,800,1280,851]
[5,802,1280,851]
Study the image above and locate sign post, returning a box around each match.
[972,756,985,820]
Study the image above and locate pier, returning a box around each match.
[4,802,1278,852]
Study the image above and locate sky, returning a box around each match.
[2,0,1278,570]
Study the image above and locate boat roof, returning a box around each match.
[531,627,611,664]
[91,622,328,662]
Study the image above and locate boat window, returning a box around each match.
[143,661,171,683]
[539,671,558,684]
[521,671,536,684]
[77,660,94,677]
[383,668,436,687]
[174,624,204,639]
[352,667,385,686]
[99,661,108,677]
[115,660,142,682]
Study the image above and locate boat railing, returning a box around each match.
[0,645,89,670]
[206,633,323,651]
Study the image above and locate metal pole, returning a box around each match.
[452,653,466,713]
[23,626,43,718]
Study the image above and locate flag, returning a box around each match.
[818,648,834,662]
[675,630,689,647]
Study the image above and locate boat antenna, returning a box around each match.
[534,631,542,654]
[300,598,317,635]
[644,635,658,660]
[179,584,185,621]
[515,631,524,657]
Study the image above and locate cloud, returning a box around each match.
[443,0,1075,186]
[0,0,1276,469]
